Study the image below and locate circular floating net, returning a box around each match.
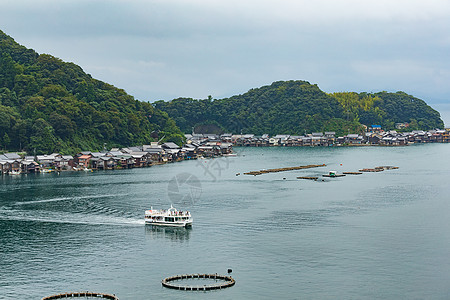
[41,292,119,300]
[162,273,235,291]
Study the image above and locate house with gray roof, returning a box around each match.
[21,160,39,173]
[106,151,123,157]
[54,155,74,170]
[162,142,180,149]
[0,160,12,174]
[144,147,165,162]
[130,152,152,167]
[37,154,60,167]
[91,152,106,158]
[339,134,365,144]
[91,156,117,170]
[3,153,21,160]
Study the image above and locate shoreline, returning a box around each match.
[1,140,447,176]
[0,152,228,176]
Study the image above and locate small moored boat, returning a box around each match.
[145,205,192,227]
[323,170,346,177]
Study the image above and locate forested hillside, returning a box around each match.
[330,91,443,131]
[155,81,366,136]
[0,30,184,154]
[155,81,444,136]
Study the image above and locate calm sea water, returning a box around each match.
[1,145,450,299]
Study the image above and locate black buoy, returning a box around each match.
[227,268,232,274]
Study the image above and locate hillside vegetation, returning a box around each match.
[155,81,444,136]
[0,30,183,154]
[330,91,443,131]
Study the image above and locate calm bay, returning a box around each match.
[1,145,449,299]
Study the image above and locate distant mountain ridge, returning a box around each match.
[0,30,184,154]
[154,81,444,136]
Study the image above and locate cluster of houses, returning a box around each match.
[0,141,233,175]
[187,128,450,147]
[2,127,449,175]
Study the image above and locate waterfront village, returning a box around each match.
[1,126,449,175]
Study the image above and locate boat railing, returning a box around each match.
[168,211,190,217]
[146,210,190,217]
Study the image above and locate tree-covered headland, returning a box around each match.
[0,30,184,154]
[154,81,444,136]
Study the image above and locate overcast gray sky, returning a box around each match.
[2,0,450,124]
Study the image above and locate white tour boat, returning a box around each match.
[144,205,192,227]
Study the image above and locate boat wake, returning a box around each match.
[13,194,127,206]
[0,208,144,226]
[2,193,144,226]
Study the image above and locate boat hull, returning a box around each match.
[145,220,192,227]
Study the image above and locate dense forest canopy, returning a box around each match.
[155,81,444,136]
[330,91,443,131]
[0,30,184,154]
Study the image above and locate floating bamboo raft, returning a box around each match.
[359,166,399,172]
[377,166,399,170]
[244,164,326,176]
[297,176,319,180]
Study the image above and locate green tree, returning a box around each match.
[0,87,18,106]
[2,132,10,149]
[29,118,58,154]
[49,113,76,138]
[13,74,38,97]
[0,53,18,89]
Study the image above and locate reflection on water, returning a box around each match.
[145,225,191,241]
